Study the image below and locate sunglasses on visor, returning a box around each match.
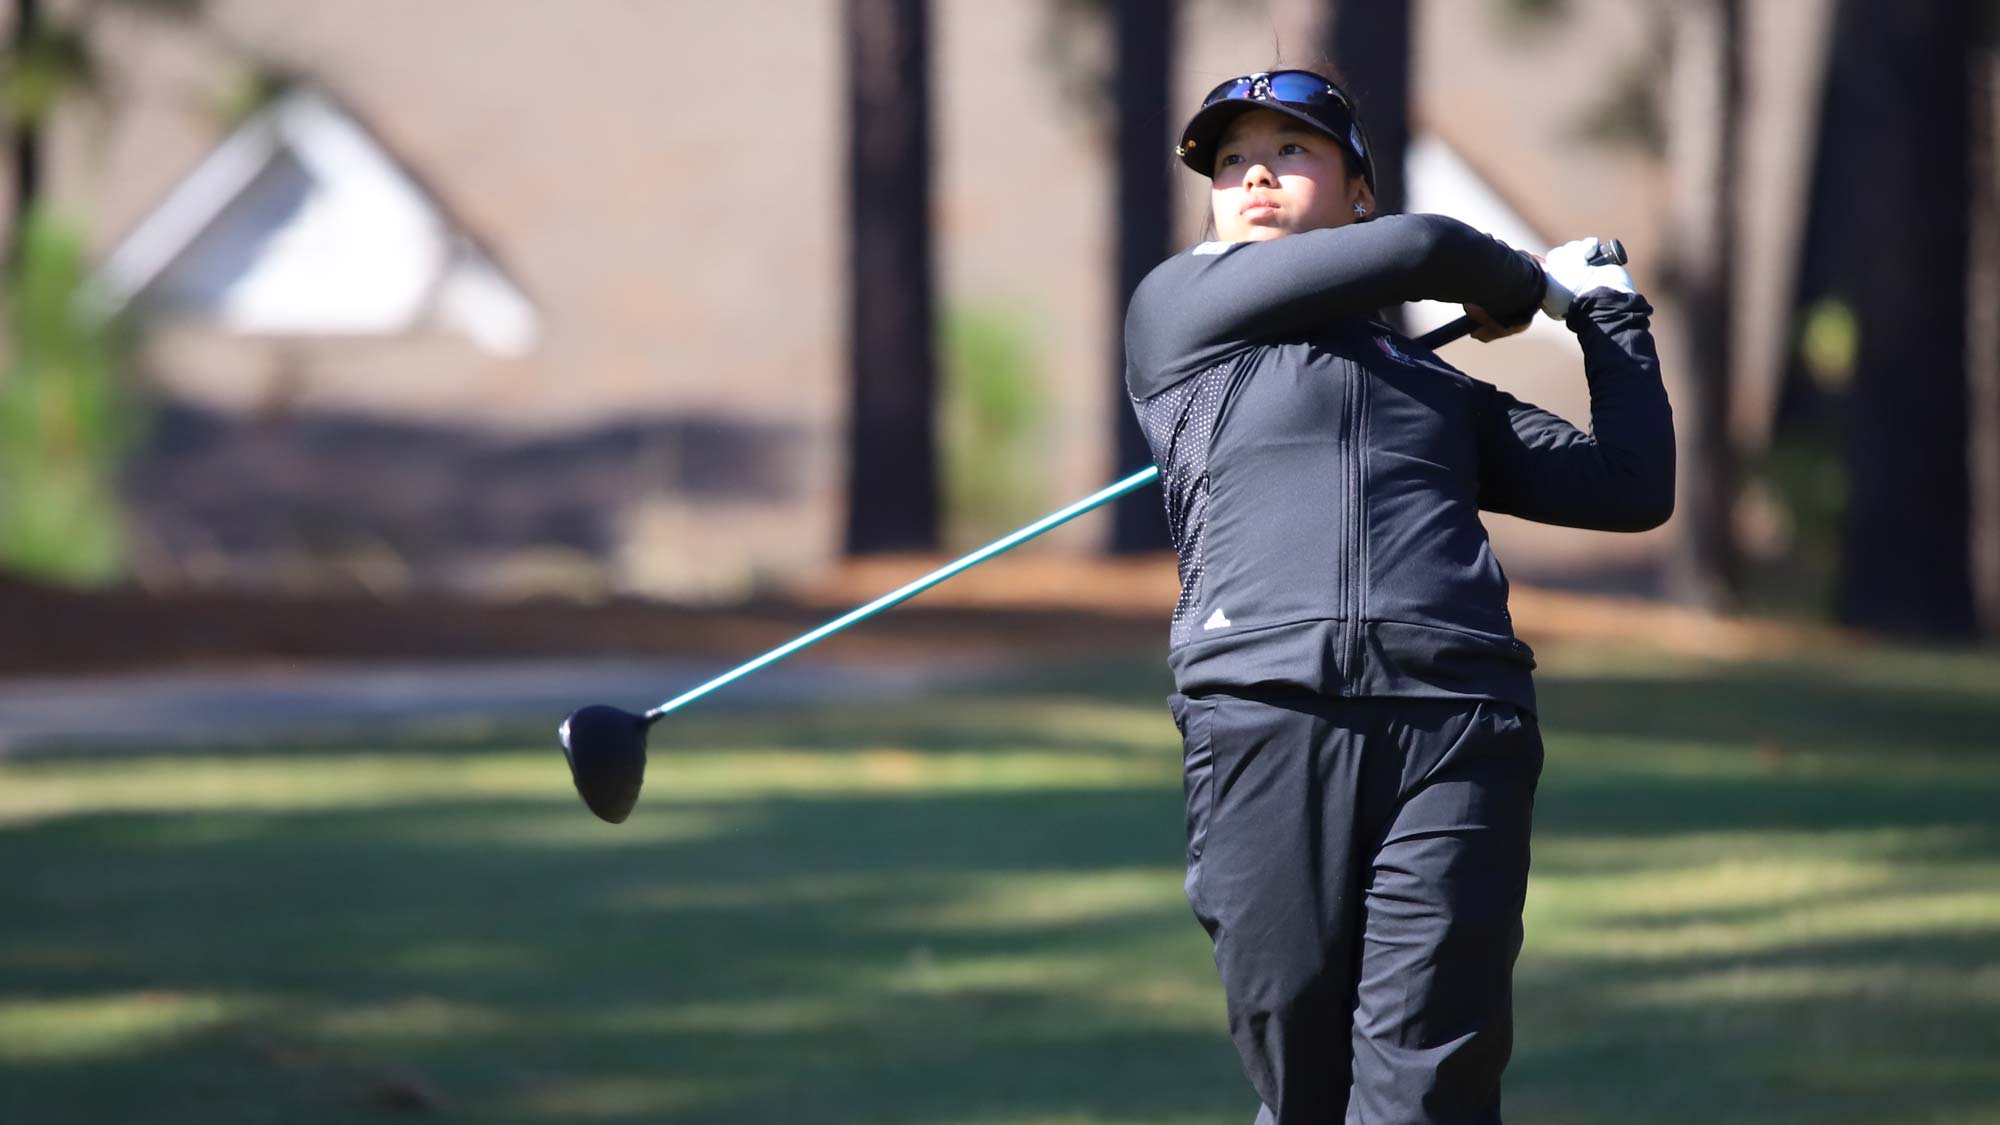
[1200,70,1355,114]
[1176,70,1374,189]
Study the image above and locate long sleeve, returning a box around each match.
[1475,289,1676,532]
[1125,213,1545,396]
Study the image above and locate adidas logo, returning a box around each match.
[1202,608,1232,631]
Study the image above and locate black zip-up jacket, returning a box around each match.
[1125,214,1675,713]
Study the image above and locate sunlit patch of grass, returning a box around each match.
[0,742,1177,828]
[660,695,1173,756]
[1536,885,2000,960]
[872,947,1224,1035]
[869,869,1184,933]
[651,747,1176,797]
[1534,825,1992,874]
[311,997,512,1041]
[1609,963,2000,1008]
[0,945,121,973]
[0,753,562,824]
[0,991,253,1062]
[1534,847,1901,913]
[519,1075,719,1118]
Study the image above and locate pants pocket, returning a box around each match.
[1173,695,1221,927]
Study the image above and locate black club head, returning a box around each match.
[559,705,652,823]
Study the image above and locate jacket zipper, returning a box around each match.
[1343,359,1368,693]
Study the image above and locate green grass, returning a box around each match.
[3,642,1999,1123]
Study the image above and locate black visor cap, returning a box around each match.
[1177,71,1375,191]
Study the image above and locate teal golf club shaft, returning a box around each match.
[643,465,1162,721]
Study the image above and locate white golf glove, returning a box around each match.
[1540,237,1635,319]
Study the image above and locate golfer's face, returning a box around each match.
[1209,109,1363,243]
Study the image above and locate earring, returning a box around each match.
[1353,203,1368,218]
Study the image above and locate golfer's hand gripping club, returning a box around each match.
[1538,237,1635,318]
[1414,237,1628,351]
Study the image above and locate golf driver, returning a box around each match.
[559,467,1159,822]
[561,236,1630,823]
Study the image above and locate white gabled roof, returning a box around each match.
[1403,132,1565,343]
[90,88,540,357]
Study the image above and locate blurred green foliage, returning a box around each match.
[1,0,206,129]
[0,210,141,584]
[1741,297,1861,617]
[1744,428,1848,618]
[941,304,1046,548]
[1799,297,1859,392]
[0,21,95,127]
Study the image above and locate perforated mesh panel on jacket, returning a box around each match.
[1134,359,1236,649]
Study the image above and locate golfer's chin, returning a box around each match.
[1219,221,1293,244]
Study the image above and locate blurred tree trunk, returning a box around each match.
[1660,0,1743,609]
[845,0,939,554]
[1831,0,1977,636]
[1325,1,1410,333]
[6,0,42,268]
[1110,0,1173,552]
[1970,27,2000,634]
[1325,0,1409,218]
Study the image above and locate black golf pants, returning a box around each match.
[1169,689,1543,1125]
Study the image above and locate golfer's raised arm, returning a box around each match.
[1475,286,1676,532]
[1125,213,1545,390]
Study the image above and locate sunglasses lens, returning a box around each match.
[1266,72,1342,107]
[1201,76,1254,107]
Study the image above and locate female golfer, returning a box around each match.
[1125,68,1674,1123]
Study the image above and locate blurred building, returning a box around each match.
[26,0,1827,600]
